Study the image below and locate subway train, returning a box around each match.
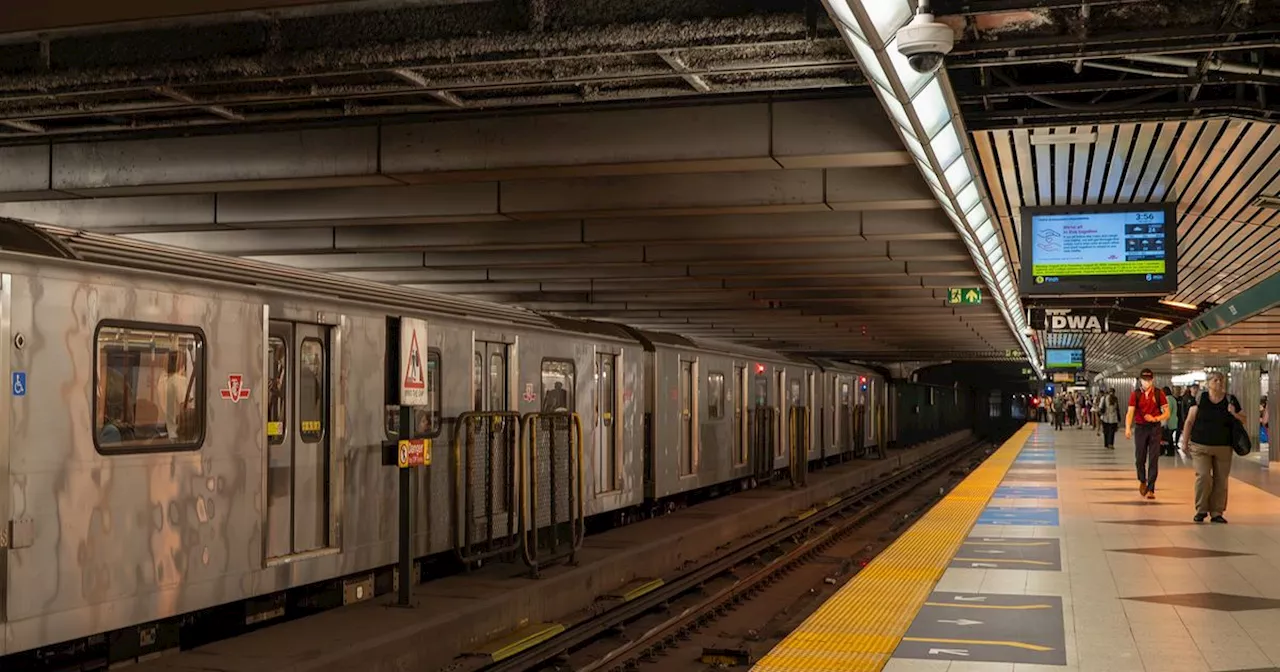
[0,218,897,665]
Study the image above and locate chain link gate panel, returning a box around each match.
[520,412,584,576]
[749,407,778,484]
[453,411,522,567]
[788,406,811,486]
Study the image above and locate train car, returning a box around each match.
[0,217,895,664]
[0,220,649,659]
[811,359,886,462]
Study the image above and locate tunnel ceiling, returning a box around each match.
[0,0,1033,364]
[0,0,862,141]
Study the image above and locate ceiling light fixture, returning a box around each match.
[1252,195,1280,210]
[1127,329,1156,338]
[1141,317,1173,326]
[1159,299,1199,310]
[1029,131,1098,146]
[822,0,1040,371]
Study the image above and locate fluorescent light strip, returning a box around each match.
[1141,317,1173,326]
[829,0,1039,370]
[1159,299,1199,310]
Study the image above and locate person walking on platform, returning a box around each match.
[1052,394,1065,430]
[1100,389,1120,449]
[1180,371,1245,523]
[1126,368,1170,499]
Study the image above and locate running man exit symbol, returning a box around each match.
[947,287,982,305]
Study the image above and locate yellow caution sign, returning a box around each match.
[397,438,432,468]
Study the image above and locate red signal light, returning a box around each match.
[754,363,766,375]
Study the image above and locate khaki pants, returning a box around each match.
[1191,442,1233,515]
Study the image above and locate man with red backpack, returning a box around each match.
[1126,368,1171,500]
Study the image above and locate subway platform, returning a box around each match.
[755,422,1280,672]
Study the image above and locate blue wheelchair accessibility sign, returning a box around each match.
[12,372,25,396]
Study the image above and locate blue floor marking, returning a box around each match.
[978,507,1060,526]
[993,486,1059,499]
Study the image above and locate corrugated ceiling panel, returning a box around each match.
[975,117,1280,370]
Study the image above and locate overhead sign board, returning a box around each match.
[947,287,982,305]
[1032,308,1109,334]
[1074,371,1089,385]
[1019,203,1178,297]
[1052,372,1074,383]
[1045,347,1084,371]
[400,317,431,407]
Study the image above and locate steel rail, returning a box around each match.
[479,435,993,672]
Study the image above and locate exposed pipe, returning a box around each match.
[1125,54,1280,80]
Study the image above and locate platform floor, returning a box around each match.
[756,422,1280,672]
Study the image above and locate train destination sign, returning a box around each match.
[1020,203,1178,297]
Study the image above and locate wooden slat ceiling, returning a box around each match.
[1139,308,1280,373]
[974,118,1280,370]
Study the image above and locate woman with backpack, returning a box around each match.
[1180,371,1246,523]
[1099,389,1120,449]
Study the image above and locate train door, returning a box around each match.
[473,341,509,412]
[595,353,619,493]
[734,365,747,467]
[837,377,851,454]
[266,320,332,560]
[679,359,696,476]
[776,369,788,461]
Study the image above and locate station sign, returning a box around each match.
[1031,308,1108,334]
[399,317,431,407]
[397,439,431,468]
[1052,372,1074,383]
[947,287,982,305]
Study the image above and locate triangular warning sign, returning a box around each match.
[403,330,426,390]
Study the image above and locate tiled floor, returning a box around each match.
[885,423,1280,672]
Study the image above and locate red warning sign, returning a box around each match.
[399,317,430,406]
[403,330,425,391]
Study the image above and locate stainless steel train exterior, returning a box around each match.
[0,219,885,659]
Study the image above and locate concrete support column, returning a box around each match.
[1230,361,1263,451]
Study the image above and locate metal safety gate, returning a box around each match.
[521,412,585,576]
[749,407,778,484]
[788,406,811,486]
[453,411,522,567]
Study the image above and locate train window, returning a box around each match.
[94,322,206,454]
[489,351,505,410]
[299,338,325,443]
[541,359,575,412]
[384,349,442,439]
[267,336,287,445]
[473,352,484,411]
[708,372,725,419]
[789,379,802,405]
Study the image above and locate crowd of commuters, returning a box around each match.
[1026,369,1267,524]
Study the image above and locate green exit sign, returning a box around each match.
[1022,368,1034,375]
[947,287,982,305]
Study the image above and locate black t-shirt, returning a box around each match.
[1190,392,1241,447]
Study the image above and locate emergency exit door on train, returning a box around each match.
[266,320,333,560]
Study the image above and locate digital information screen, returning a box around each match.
[1045,348,1085,371]
[1020,204,1177,296]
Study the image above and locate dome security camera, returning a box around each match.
[896,5,955,74]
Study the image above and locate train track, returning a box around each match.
[467,437,996,672]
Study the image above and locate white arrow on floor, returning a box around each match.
[938,619,983,626]
[928,648,970,656]
[954,595,987,602]
[969,562,999,568]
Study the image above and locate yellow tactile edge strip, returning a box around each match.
[752,423,1037,672]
